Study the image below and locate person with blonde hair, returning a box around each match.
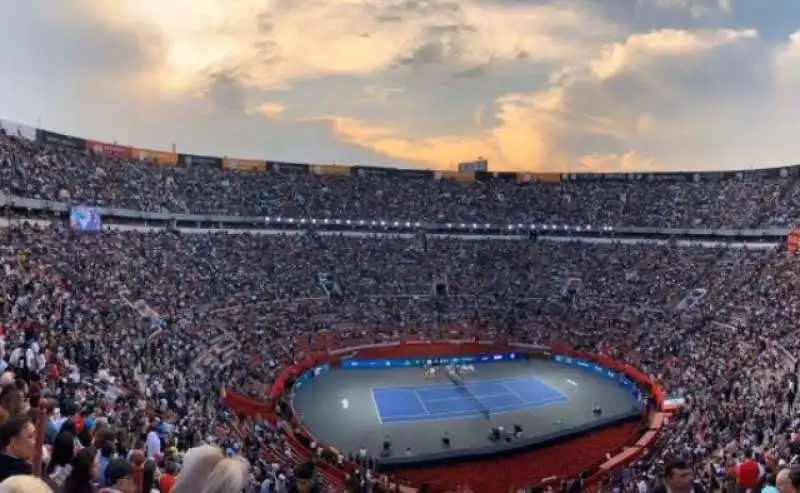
[171,445,249,493]
[0,475,54,493]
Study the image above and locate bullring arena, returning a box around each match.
[224,339,672,492]
[3,117,800,493]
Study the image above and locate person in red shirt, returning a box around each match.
[46,363,59,381]
[158,461,177,493]
[72,412,84,436]
[736,449,763,491]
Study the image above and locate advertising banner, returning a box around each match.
[310,164,351,175]
[437,171,475,182]
[223,158,266,172]
[645,172,692,182]
[340,351,523,369]
[268,161,308,173]
[533,173,561,183]
[178,153,222,168]
[36,129,86,150]
[396,168,434,180]
[85,139,133,159]
[458,159,488,173]
[133,148,178,166]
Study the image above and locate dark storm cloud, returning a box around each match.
[393,23,479,70]
[395,41,452,68]
[452,63,492,79]
[204,72,249,113]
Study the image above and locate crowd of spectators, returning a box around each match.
[2,226,799,492]
[4,131,800,229]
[3,129,800,492]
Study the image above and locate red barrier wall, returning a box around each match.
[221,389,272,417]
[221,340,667,491]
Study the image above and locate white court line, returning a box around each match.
[380,395,568,424]
[372,375,549,393]
[370,389,384,425]
[421,391,516,403]
[411,389,432,415]
[567,379,578,386]
[389,395,566,420]
[499,382,527,404]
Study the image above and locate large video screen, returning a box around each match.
[69,206,102,232]
[340,351,523,369]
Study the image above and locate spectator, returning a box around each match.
[100,458,135,493]
[62,447,98,493]
[42,401,59,445]
[776,468,800,493]
[0,417,35,482]
[652,460,704,493]
[46,427,77,483]
[736,449,764,491]
[96,441,116,487]
[158,461,177,493]
[142,460,160,493]
[288,462,320,493]
[0,475,53,493]
[0,388,24,421]
[764,473,779,493]
[145,423,161,459]
[171,445,249,493]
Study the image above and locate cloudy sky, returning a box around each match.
[1,0,800,172]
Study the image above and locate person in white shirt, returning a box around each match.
[8,347,24,370]
[146,424,161,458]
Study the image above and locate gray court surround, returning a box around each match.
[291,359,641,466]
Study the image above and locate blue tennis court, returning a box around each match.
[371,376,568,424]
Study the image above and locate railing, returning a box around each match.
[0,193,791,240]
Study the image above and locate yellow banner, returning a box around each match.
[439,171,475,182]
[134,148,178,166]
[310,164,351,175]
[223,158,266,172]
[534,173,561,183]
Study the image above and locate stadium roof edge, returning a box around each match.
[1,116,798,180]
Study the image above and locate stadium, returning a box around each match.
[1,116,800,493]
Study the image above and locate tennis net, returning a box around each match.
[449,373,490,417]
